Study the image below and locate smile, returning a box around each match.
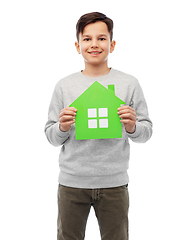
[88,51,102,55]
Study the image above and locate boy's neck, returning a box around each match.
[81,62,111,77]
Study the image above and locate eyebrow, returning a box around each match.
[82,34,108,38]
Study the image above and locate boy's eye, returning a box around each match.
[83,38,90,41]
[99,38,106,41]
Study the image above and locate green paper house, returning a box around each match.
[69,81,126,140]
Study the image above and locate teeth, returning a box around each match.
[90,52,100,54]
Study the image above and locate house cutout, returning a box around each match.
[69,81,126,140]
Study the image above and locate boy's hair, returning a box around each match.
[76,12,113,42]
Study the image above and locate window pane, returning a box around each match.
[88,119,97,128]
[99,119,108,128]
[88,108,97,118]
[98,108,108,117]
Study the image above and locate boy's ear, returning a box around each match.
[75,41,81,54]
[110,40,116,53]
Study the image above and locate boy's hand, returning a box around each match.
[117,106,136,133]
[59,107,77,132]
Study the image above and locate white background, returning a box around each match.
[0,0,188,239]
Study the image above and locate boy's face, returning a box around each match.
[75,21,115,67]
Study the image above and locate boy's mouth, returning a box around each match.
[88,51,102,56]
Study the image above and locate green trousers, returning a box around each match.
[57,184,129,240]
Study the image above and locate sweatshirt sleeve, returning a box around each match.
[44,83,70,147]
[127,80,153,143]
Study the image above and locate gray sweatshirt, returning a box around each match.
[45,69,152,188]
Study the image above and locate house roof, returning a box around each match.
[70,81,125,108]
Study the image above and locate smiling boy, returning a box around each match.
[75,21,116,78]
[45,12,152,240]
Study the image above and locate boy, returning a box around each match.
[45,12,152,240]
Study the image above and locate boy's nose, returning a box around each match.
[91,39,98,48]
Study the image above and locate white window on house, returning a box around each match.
[88,108,108,129]
[98,108,108,117]
[88,108,97,118]
[88,119,98,128]
[99,119,108,128]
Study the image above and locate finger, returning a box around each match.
[64,110,77,116]
[119,113,136,121]
[117,106,135,115]
[60,119,75,126]
[59,111,64,118]
[65,107,77,112]
[118,108,136,117]
[120,119,135,125]
[59,109,77,118]
[60,107,77,113]
[60,115,75,123]
[118,105,132,111]
[118,109,135,115]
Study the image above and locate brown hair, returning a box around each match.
[76,12,113,42]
